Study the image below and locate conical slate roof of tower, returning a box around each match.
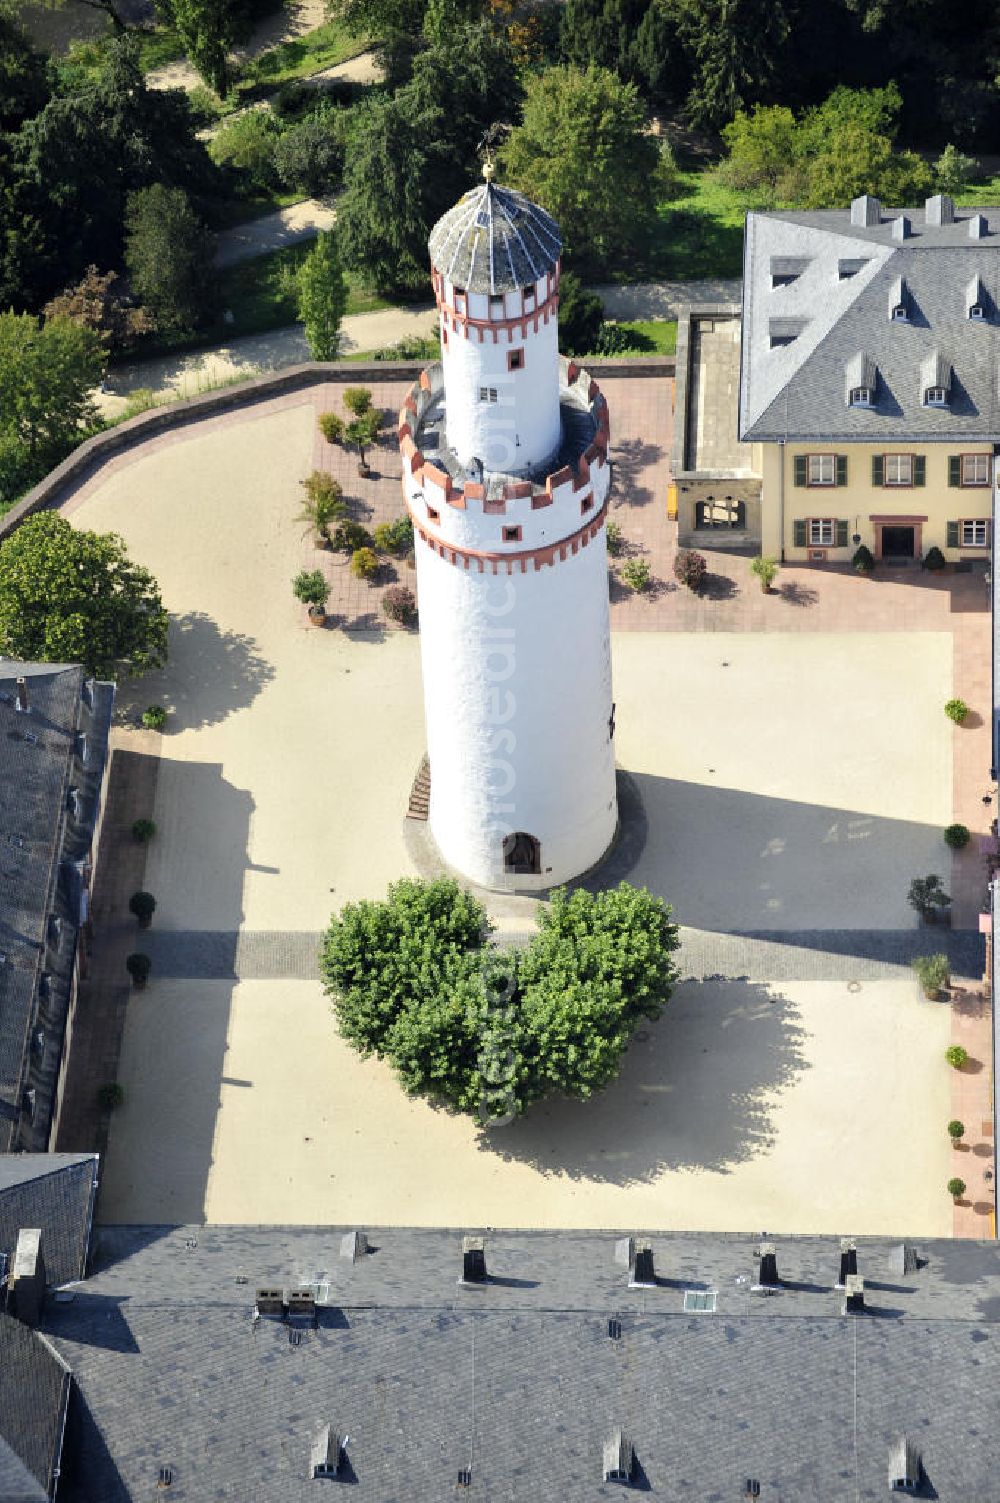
[428,181,561,295]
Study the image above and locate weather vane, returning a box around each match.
[476,124,506,183]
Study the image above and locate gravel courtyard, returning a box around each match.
[65,393,956,1234]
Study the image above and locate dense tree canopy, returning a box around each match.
[298,230,349,360]
[320,877,680,1122]
[0,513,169,678]
[157,0,238,94]
[125,184,217,332]
[0,313,105,505]
[336,94,432,294]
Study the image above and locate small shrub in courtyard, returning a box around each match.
[852,543,875,574]
[292,569,329,609]
[332,520,371,553]
[945,1045,968,1069]
[751,555,779,593]
[131,818,156,843]
[923,545,946,571]
[948,1119,965,1144]
[343,385,373,416]
[673,549,707,592]
[911,952,950,998]
[142,704,167,731]
[125,952,151,987]
[944,823,970,850]
[605,521,624,557]
[945,698,970,724]
[98,1082,125,1111]
[297,471,345,543]
[319,411,344,444]
[621,558,652,593]
[350,546,379,580]
[373,516,414,555]
[129,890,157,927]
[382,585,417,624]
[907,874,951,921]
[947,1177,966,1201]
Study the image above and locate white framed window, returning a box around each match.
[809,518,835,546]
[808,454,836,486]
[961,519,989,547]
[924,385,948,406]
[849,386,873,407]
[478,387,498,403]
[884,454,913,486]
[962,453,990,486]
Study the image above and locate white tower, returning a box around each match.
[398,173,617,891]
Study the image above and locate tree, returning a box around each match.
[672,0,793,130]
[125,184,217,332]
[718,105,802,204]
[934,143,978,196]
[326,0,426,85]
[500,65,668,270]
[337,95,431,295]
[297,231,349,361]
[43,266,155,354]
[0,513,168,678]
[157,0,238,95]
[557,273,604,355]
[209,110,282,190]
[273,107,345,196]
[0,13,50,134]
[0,313,105,504]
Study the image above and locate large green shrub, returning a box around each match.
[911,952,950,997]
[320,878,680,1121]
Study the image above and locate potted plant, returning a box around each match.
[373,516,415,556]
[292,569,330,625]
[131,817,156,843]
[945,698,970,724]
[142,704,167,731]
[350,545,379,580]
[605,521,624,557]
[673,549,707,592]
[297,470,346,548]
[332,520,372,554]
[318,411,344,444]
[852,543,875,575]
[621,558,652,593]
[129,890,156,928]
[382,585,417,625]
[945,1044,968,1069]
[944,823,971,850]
[346,411,381,476]
[911,952,951,999]
[97,1082,125,1111]
[751,555,779,593]
[947,1176,966,1203]
[907,874,951,925]
[923,545,946,572]
[343,385,374,418]
[948,1119,965,1148]
[125,952,151,989]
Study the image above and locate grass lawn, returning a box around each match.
[596,319,678,356]
[954,173,1000,205]
[231,20,370,103]
[615,166,745,283]
[203,190,310,232]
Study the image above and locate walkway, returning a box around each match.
[215,199,336,267]
[147,0,327,92]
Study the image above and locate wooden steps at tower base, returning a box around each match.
[407,755,430,820]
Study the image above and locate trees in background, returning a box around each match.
[0,314,105,505]
[125,185,217,332]
[557,273,604,356]
[336,95,433,295]
[43,267,156,355]
[157,0,238,95]
[298,231,349,359]
[0,513,169,677]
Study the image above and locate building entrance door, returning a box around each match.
[881,525,915,559]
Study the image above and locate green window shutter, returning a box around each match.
[793,455,807,487]
[871,454,884,487]
[835,454,847,486]
[947,520,959,548]
[948,456,961,487]
[835,519,849,547]
[913,455,926,487]
[794,519,807,547]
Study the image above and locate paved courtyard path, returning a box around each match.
[215,199,336,267]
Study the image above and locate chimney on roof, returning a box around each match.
[969,213,989,239]
[602,1429,634,1484]
[628,1239,655,1288]
[842,1273,865,1314]
[461,1235,487,1284]
[14,676,28,714]
[8,1228,45,1327]
[287,1288,317,1326]
[340,1230,368,1263]
[888,1435,921,1493]
[925,193,955,226]
[850,194,881,227]
[311,1426,344,1480]
[838,1238,858,1289]
[254,1287,285,1319]
[614,1236,635,1269]
[891,215,911,242]
[755,1242,779,1288]
[890,1242,919,1277]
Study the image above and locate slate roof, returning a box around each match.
[0,1315,70,1503]
[428,182,561,295]
[39,1225,1000,1502]
[0,665,114,1153]
[739,199,1000,442]
[0,1155,98,1290]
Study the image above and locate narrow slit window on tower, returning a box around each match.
[508,348,524,371]
[581,494,593,513]
[489,294,505,318]
[502,525,522,542]
[426,504,440,522]
[523,285,536,310]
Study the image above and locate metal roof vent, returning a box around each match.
[837,1238,858,1289]
[311,1426,344,1480]
[842,1273,865,1313]
[753,1242,779,1289]
[891,215,911,241]
[888,1435,921,1492]
[628,1239,656,1289]
[969,213,989,239]
[340,1230,368,1262]
[602,1429,634,1484]
[156,1465,173,1489]
[850,194,881,227]
[461,1235,487,1284]
[925,193,955,226]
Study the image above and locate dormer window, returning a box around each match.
[770,257,809,289]
[924,386,949,407]
[888,275,908,322]
[838,258,869,281]
[969,303,985,321]
[891,304,907,322]
[849,386,873,408]
[921,351,952,407]
[966,276,987,320]
[845,352,876,409]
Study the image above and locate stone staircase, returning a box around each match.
[407,755,430,820]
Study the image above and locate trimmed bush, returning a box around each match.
[673,549,707,592]
[945,1044,968,1069]
[128,890,156,925]
[125,952,151,986]
[292,570,329,608]
[350,546,379,580]
[605,521,624,557]
[131,818,156,843]
[947,1177,966,1200]
[621,558,652,593]
[318,411,344,444]
[945,698,969,723]
[911,952,950,996]
[332,521,372,553]
[923,545,946,571]
[944,823,971,850]
[372,516,414,555]
[142,704,167,731]
[343,385,374,417]
[852,543,875,573]
[373,334,440,361]
[382,585,417,624]
[751,555,779,592]
[948,1119,965,1142]
[97,1082,125,1111]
